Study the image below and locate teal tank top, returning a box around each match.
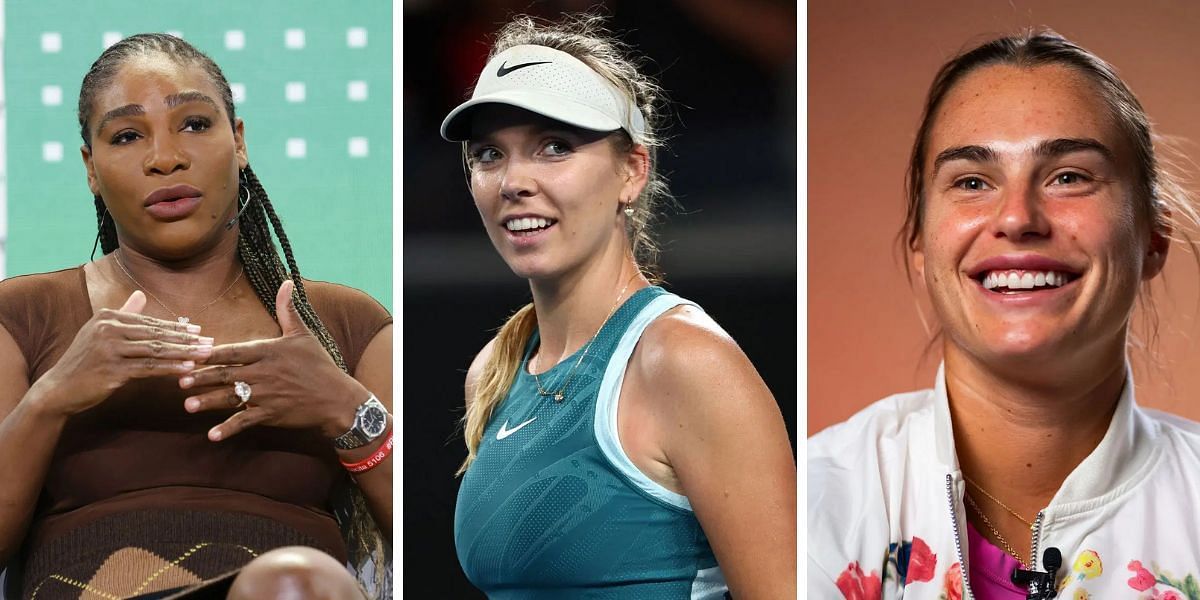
[454,286,729,598]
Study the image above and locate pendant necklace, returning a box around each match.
[114,249,244,325]
[531,271,640,403]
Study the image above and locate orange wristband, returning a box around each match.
[340,429,393,473]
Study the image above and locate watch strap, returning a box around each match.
[333,394,387,450]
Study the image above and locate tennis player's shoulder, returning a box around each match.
[302,279,389,317]
[639,303,743,369]
[0,267,84,327]
[1143,407,1200,449]
[0,267,81,300]
[633,303,767,409]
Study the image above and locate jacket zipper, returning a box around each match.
[945,474,1053,599]
[1027,510,1047,596]
[945,473,975,600]
[1028,511,1044,567]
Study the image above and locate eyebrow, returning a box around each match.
[932,145,999,176]
[95,104,144,134]
[95,91,221,134]
[165,91,219,111]
[1032,137,1114,162]
[931,137,1115,177]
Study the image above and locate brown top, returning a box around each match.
[0,266,391,584]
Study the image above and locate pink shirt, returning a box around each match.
[966,521,1027,599]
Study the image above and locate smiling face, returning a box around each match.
[82,54,247,261]
[913,64,1168,369]
[467,105,648,282]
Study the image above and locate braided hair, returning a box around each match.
[79,33,387,594]
[91,168,346,371]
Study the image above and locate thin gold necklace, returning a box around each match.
[532,272,639,403]
[964,474,1036,530]
[114,250,244,325]
[964,492,1029,567]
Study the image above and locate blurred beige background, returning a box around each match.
[808,1,1200,435]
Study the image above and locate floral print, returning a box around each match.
[887,536,937,585]
[1058,550,1104,596]
[906,537,938,584]
[940,562,963,600]
[834,539,1200,599]
[837,561,882,600]
[1129,560,1158,592]
[836,536,940,599]
[1125,559,1200,600]
[1071,550,1103,581]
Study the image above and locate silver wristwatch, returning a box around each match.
[333,394,389,450]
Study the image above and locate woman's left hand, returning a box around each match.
[179,280,362,442]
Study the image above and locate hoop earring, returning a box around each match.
[225,169,252,230]
[91,204,110,260]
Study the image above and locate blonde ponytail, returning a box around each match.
[458,303,538,474]
[458,13,672,474]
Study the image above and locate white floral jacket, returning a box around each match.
[808,364,1200,599]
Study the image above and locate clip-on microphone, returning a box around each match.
[1012,546,1062,600]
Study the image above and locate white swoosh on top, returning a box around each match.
[496,416,538,440]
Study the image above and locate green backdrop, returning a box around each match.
[4,0,392,310]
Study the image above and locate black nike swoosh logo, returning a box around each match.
[497,60,551,77]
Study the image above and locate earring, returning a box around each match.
[238,168,250,204]
[91,202,110,260]
[225,169,252,230]
[623,203,635,218]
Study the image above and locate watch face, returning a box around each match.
[361,405,388,438]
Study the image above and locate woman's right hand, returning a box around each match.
[31,291,214,417]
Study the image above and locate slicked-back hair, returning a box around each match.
[901,29,1196,271]
[900,29,1200,368]
[78,32,388,594]
[79,33,235,149]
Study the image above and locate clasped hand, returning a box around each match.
[179,280,359,442]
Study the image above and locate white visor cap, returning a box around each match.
[440,44,646,143]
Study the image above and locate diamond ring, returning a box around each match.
[233,381,252,406]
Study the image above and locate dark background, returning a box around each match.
[402,0,796,594]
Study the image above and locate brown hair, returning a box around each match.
[899,29,1199,358]
[459,13,671,473]
[901,29,1197,267]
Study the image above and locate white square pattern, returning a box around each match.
[285,82,306,103]
[41,86,62,107]
[285,28,305,49]
[43,142,64,163]
[41,32,62,53]
[286,138,307,159]
[225,30,245,51]
[32,28,377,164]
